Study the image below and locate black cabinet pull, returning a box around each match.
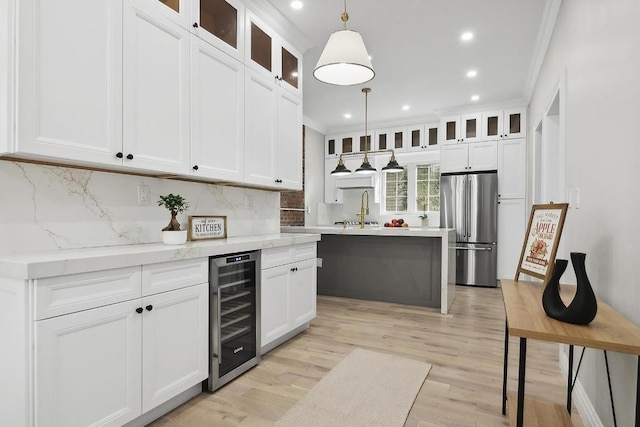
[193,22,198,28]
[275,179,282,183]
[116,152,123,158]
[136,307,143,314]
[146,305,153,311]
[193,165,199,171]
[290,267,298,272]
[126,153,134,160]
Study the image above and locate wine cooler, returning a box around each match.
[207,251,260,391]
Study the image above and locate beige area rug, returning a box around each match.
[274,348,431,427]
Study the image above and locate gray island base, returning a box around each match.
[281,226,456,314]
[318,234,441,308]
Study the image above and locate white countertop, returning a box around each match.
[0,233,321,280]
[281,225,455,238]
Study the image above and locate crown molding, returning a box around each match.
[523,0,563,103]
[243,0,314,53]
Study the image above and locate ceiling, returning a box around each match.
[265,0,555,134]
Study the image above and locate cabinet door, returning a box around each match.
[461,113,481,143]
[498,138,526,199]
[142,283,208,412]
[190,37,245,182]
[245,13,275,78]
[18,0,123,166]
[278,37,302,97]
[261,264,291,346]
[191,0,244,61]
[276,90,303,190]
[425,123,439,149]
[244,69,277,187]
[441,116,460,144]
[131,0,191,30]
[482,110,503,141]
[468,141,498,171]
[325,135,340,158]
[35,299,142,427]
[497,198,526,280]
[504,108,526,139]
[290,258,317,328]
[123,7,191,174]
[440,144,469,173]
[406,124,425,151]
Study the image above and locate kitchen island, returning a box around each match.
[282,226,456,314]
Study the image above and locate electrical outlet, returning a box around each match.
[245,194,254,209]
[138,185,150,206]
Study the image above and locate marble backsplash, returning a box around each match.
[0,160,280,256]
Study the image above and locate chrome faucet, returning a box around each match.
[356,190,370,229]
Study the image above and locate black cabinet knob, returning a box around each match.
[116,152,123,158]
[136,307,143,314]
[126,153,134,160]
[193,22,198,28]
[275,179,282,183]
[146,305,153,311]
[193,165,199,171]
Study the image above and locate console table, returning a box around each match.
[501,279,640,426]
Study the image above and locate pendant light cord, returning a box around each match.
[363,87,370,163]
[341,0,349,29]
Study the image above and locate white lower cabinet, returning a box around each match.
[33,259,209,427]
[36,299,142,427]
[497,198,526,281]
[261,244,317,351]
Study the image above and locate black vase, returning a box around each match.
[542,252,598,325]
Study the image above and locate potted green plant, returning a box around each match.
[157,193,189,244]
[417,196,429,227]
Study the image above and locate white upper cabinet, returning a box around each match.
[497,138,526,199]
[376,128,407,152]
[123,4,191,174]
[191,0,245,61]
[481,107,526,140]
[405,122,439,151]
[17,0,124,166]
[276,89,303,189]
[441,141,497,173]
[190,36,244,182]
[325,134,340,159]
[441,113,482,144]
[245,13,302,97]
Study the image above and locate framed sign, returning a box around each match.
[188,215,227,241]
[515,203,568,283]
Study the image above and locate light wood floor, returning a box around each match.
[150,286,584,426]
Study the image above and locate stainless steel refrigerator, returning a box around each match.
[440,171,498,287]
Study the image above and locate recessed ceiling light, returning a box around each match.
[290,1,303,10]
[471,95,480,101]
[402,105,410,111]
[466,70,477,78]
[461,32,474,41]
[344,113,352,119]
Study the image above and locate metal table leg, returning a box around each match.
[517,338,527,427]
[567,345,574,414]
[502,321,509,415]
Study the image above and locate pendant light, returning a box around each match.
[313,0,375,86]
[355,88,376,174]
[330,87,403,176]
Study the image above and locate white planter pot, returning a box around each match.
[421,218,429,227]
[162,230,187,244]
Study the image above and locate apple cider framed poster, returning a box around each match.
[515,203,568,283]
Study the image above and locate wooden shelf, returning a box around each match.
[507,393,573,426]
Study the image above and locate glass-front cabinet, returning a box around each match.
[245,12,302,97]
[441,113,481,144]
[325,135,340,158]
[192,0,245,60]
[132,0,245,60]
[481,107,526,140]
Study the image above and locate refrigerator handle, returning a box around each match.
[466,175,471,240]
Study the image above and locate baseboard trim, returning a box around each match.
[558,346,604,427]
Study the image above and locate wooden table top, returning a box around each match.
[501,279,640,355]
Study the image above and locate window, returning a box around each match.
[384,168,408,212]
[416,164,440,212]
[382,163,440,214]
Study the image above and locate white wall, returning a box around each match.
[0,160,280,256]
[529,0,640,424]
[304,126,324,227]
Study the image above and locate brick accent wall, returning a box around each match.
[280,126,305,226]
